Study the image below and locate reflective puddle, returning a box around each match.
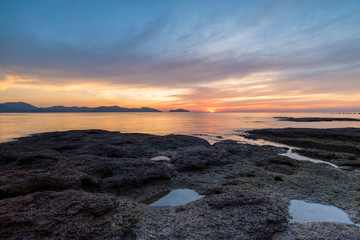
[234,133,340,169]
[289,200,355,224]
[150,156,170,161]
[143,189,204,207]
[280,148,339,168]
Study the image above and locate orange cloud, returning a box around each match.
[1,73,359,112]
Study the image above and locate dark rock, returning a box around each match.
[1,129,359,239]
[213,140,256,156]
[208,189,267,208]
[274,176,284,181]
[74,156,172,194]
[246,128,360,169]
[273,222,360,240]
[171,146,233,171]
[274,117,360,122]
[0,130,210,195]
[0,168,87,199]
[135,187,288,240]
[0,190,135,239]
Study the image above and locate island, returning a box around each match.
[0,102,161,113]
[169,109,190,112]
[0,128,359,239]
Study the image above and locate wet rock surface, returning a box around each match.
[273,222,360,240]
[274,117,360,122]
[246,127,360,170]
[0,190,136,239]
[135,187,288,240]
[0,129,359,239]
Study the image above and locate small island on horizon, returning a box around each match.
[169,109,190,112]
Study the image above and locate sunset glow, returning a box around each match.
[1,0,359,112]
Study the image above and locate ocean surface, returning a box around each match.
[1,112,360,144]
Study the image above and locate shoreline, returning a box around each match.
[0,129,359,239]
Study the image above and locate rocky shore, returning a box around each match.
[274,117,360,122]
[246,128,360,171]
[0,129,359,239]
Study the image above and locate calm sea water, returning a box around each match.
[1,112,360,143]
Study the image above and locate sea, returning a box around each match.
[1,112,360,144]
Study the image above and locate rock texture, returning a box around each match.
[0,190,133,239]
[246,128,360,170]
[135,187,288,240]
[0,129,359,239]
[274,117,360,122]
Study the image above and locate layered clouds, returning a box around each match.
[0,0,359,111]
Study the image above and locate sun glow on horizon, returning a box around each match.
[1,72,360,112]
[1,1,360,112]
[206,107,217,113]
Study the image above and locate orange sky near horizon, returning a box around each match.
[1,74,359,112]
[1,1,360,113]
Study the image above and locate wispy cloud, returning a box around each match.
[0,0,359,111]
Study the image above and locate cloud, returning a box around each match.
[0,0,359,111]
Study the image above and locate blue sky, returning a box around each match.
[0,0,359,111]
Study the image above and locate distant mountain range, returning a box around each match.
[0,102,161,113]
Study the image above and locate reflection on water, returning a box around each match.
[144,189,204,207]
[0,112,353,170]
[150,156,171,161]
[1,112,360,143]
[289,200,355,225]
[280,148,339,168]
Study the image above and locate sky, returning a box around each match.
[0,0,360,112]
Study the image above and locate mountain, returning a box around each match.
[0,102,161,113]
[169,109,190,112]
[0,102,38,112]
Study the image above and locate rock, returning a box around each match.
[0,168,87,198]
[213,140,257,156]
[273,222,360,240]
[246,128,360,169]
[171,146,233,171]
[0,130,211,196]
[274,117,360,122]
[134,187,288,239]
[76,156,173,193]
[0,190,136,239]
[0,129,359,239]
[208,188,268,208]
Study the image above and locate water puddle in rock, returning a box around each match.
[231,132,340,169]
[289,200,355,225]
[150,156,170,161]
[280,148,339,168]
[195,132,340,169]
[142,189,204,207]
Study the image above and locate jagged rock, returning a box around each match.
[0,129,359,239]
[0,190,137,239]
[171,146,233,171]
[135,187,288,240]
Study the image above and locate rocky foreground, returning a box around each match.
[246,127,360,171]
[0,129,359,239]
[274,117,360,122]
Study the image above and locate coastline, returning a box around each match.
[0,129,359,239]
